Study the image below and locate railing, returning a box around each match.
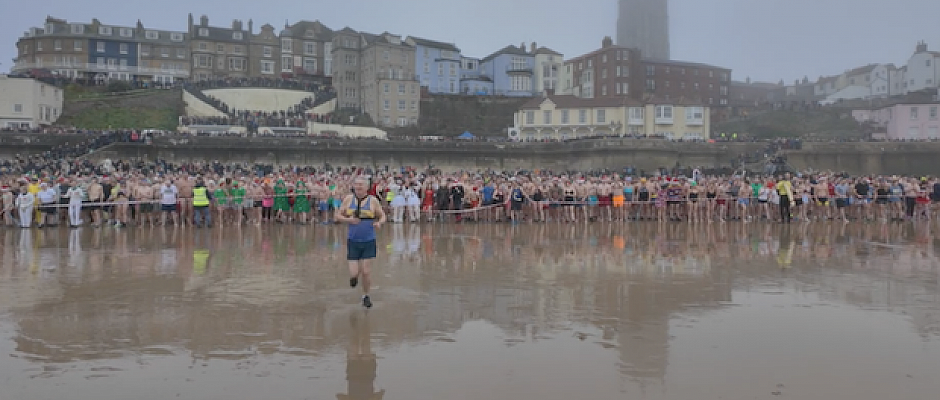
[506,65,533,74]
[12,62,190,77]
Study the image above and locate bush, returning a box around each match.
[106,81,133,93]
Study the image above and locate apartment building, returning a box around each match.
[641,58,731,107]
[332,28,420,127]
[561,37,642,99]
[12,16,189,83]
[406,36,461,95]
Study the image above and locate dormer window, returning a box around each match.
[198,28,208,37]
[99,26,112,35]
[233,32,243,40]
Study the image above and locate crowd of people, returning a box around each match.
[180,77,337,133]
[2,161,940,230]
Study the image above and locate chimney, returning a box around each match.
[248,19,253,34]
[136,20,143,30]
[188,13,194,29]
[746,76,751,84]
[199,15,208,26]
[531,42,537,52]
[916,41,928,53]
[601,36,613,48]
[232,20,242,31]
[520,42,526,52]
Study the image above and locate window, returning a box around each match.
[304,42,316,55]
[263,46,272,58]
[930,106,938,119]
[622,82,629,94]
[344,54,357,65]
[96,42,105,53]
[198,28,209,37]
[13,104,23,113]
[171,33,184,42]
[216,44,224,53]
[587,60,593,68]
[161,48,169,58]
[229,58,245,71]
[233,32,243,40]
[911,107,919,120]
[579,110,587,124]
[597,109,606,123]
[616,84,621,94]
[561,110,570,124]
[511,76,530,92]
[630,107,644,121]
[119,43,128,54]
[177,48,185,58]
[141,45,151,56]
[601,85,607,96]
[543,110,551,124]
[281,38,292,52]
[146,30,159,40]
[646,79,655,91]
[411,101,418,110]
[303,58,317,72]
[99,26,112,35]
[655,105,674,122]
[52,39,61,51]
[71,24,84,34]
[96,57,105,66]
[450,64,457,77]
[37,41,42,51]
[382,50,389,61]
[198,42,207,51]
[601,69,607,79]
[720,86,728,96]
[398,84,405,94]
[525,111,535,124]
[602,54,607,63]
[119,59,128,70]
[383,100,390,111]
[398,117,408,127]
[233,45,244,55]
[281,56,293,71]
[685,107,704,123]
[646,65,655,76]
[928,59,932,67]
[260,60,275,74]
[398,100,406,111]
[74,40,82,51]
[119,28,132,37]
[381,83,389,94]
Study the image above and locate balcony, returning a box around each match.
[12,62,190,77]
[506,65,533,75]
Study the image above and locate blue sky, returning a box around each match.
[3,0,940,83]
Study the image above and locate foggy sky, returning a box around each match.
[3,0,940,83]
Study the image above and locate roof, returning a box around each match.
[481,45,529,63]
[405,36,460,52]
[816,75,839,85]
[31,17,187,44]
[519,94,644,110]
[282,20,333,40]
[192,25,248,43]
[730,81,781,89]
[566,45,635,64]
[844,64,878,77]
[642,58,730,71]
[334,27,358,36]
[359,31,410,47]
[532,47,562,56]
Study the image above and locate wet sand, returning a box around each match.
[0,222,938,400]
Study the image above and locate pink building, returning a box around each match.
[853,103,940,139]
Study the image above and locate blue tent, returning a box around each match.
[457,131,475,139]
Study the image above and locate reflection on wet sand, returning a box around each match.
[0,222,938,400]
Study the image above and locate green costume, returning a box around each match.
[213,187,227,206]
[293,181,311,213]
[274,180,290,212]
[231,183,246,206]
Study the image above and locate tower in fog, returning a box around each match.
[617,0,670,60]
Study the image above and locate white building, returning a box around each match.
[903,42,940,93]
[530,43,562,94]
[0,75,63,129]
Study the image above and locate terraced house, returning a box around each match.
[279,20,334,79]
[12,16,189,84]
[406,36,461,95]
[188,14,251,80]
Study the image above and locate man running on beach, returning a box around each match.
[335,177,386,309]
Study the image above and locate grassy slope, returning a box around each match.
[715,109,863,139]
[58,87,183,131]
